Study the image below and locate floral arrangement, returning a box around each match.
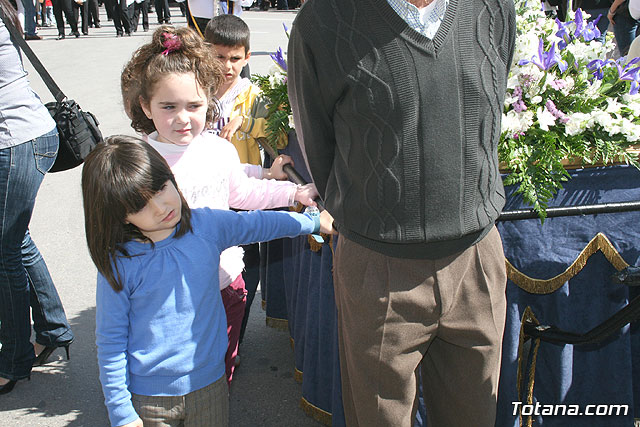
[501,0,640,218]
[251,24,294,150]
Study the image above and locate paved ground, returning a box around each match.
[0,6,321,427]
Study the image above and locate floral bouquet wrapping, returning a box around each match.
[500,0,640,218]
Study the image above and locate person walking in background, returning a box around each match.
[50,0,79,38]
[86,0,100,28]
[0,0,74,396]
[131,0,148,31]
[19,0,41,39]
[608,0,640,55]
[288,0,516,426]
[72,0,88,35]
[154,0,169,24]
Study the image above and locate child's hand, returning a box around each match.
[319,210,337,235]
[118,418,143,427]
[219,116,244,142]
[294,183,319,207]
[264,155,294,180]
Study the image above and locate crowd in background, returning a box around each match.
[12,0,303,39]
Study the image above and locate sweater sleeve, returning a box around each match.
[96,269,139,427]
[202,209,316,250]
[287,19,336,200]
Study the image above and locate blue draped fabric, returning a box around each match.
[262,132,640,426]
[496,165,640,427]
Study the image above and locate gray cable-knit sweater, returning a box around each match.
[288,0,516,259]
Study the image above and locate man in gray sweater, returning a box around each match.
[288,0,516,425]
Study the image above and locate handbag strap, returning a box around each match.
[0,6,66,102]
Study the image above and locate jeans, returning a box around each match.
[0,128,74,381]
[613,12,640,56]
[20,0,38,36]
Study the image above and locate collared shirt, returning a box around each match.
[386,0,449,39]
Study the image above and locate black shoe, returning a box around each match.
[95,23,101,28]
[165,19,171,24]
[25,34,43,40]
[33,340,73,367]
[0,376,30,396]
[125,31,131,36]
[143,26,149,31]
[116,30,123,37]
[56,33,65,40]
[82,31,89,35]
[74,31,80,37]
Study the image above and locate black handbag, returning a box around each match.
[0,7,102,172]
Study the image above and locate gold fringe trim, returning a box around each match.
[300,396,332,426]
[265,316,289,331]
[517,307,542,427]
[294,367,303,384]
[290,336,295,351]
[506,232,629,294]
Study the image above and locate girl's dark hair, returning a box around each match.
[81,135,192,292]
[204,14,251,53]
[0,0,23,35]
[122,25,224,134]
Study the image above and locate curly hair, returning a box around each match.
[122,25,224,135]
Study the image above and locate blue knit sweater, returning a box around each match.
[96,208,316,426]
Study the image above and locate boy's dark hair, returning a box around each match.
[204,14,251,53]
[81,135,193,292]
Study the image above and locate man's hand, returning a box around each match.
[319,210,337,235]
[294,183,319,207]
[219,116,244,141]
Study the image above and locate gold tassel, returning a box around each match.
[294,367,303,384]
[300,397,332,426]
[506,232,630,294]
[516,307,542,427]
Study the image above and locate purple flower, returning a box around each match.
[518,39,568,73]
[587,58,614,80]
[545,100,569,124]
[270,47,287,72]
[283,22,290,38]
[555,18,572,50]
[573,9,602,42]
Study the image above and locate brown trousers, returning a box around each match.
[333,226,507,427]
[131,375,229,427]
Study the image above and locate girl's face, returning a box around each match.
[141,72,208,146]
[125,180,182,242]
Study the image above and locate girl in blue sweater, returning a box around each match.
[82,135,330,427]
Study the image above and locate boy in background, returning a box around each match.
[204,14,288,374]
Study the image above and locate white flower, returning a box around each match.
[565,112,590,136]
[537,106,556,131]
[288,114,295,129]
[531,95,543,104]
